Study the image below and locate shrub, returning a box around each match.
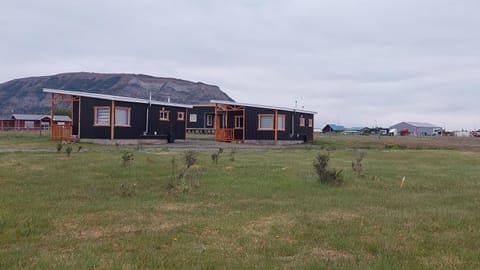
[211,148,224,164]
[169,151,202,195]
[65,146,73,157]
[352,152,365,178]
[229,148,236,162]
[121,152,134,167]
[314,153,343,186]
[56,143,63,153]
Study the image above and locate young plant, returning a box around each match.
[352,152,365,178]
[121,152,134,167]
[65,146,73,157]
[56,143,63,153]
[229,148,236,162]
[314,153,343,186]
[211,148,224,164]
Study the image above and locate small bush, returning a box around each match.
[211,148,224,164]
[229,148,236,162]
[352,152,365,178]
[56,143,63,153]
[184,150,198,169]
[121,152,134,167]
[314,153,343,186]
[65,146,73,157]
[169,151,202,195]
[76,146,82,152]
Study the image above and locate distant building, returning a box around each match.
[389,122,442,136]
[322,124,345,133]
[0,114,72,130]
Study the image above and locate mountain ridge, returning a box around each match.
[0,72,234,116]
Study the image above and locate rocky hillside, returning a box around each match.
[0,72,234,116]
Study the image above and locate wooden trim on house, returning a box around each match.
[111,100,115,140]
[93,106,111,126]
[177,111,185,121]
[257,114,275,131]
[159,109,170,121]
[114,106,131,127]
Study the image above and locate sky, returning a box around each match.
[1,0,479,130]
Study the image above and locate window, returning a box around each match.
[177,112,185,121]
[308,119,313,128]
[258,114,274,130]
[94,106,110,126]
[24,121,34,128]
[206,114,213,126]
[277,115,285,131]
[299,116,305,127]
[160,110,170,121]
[115,107,131,126]
[189,114,197,122]
[235,115,243,129]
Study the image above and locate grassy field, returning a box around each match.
[1,133,479,269]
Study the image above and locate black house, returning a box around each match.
[186,104,216,134]
[43,88,191,143]
[210,100,316,143]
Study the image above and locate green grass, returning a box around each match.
[1,134,480,269]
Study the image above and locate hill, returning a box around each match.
[0,72,234,116]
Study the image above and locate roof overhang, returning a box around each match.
[210,100,317,114]
[43,88,193,108]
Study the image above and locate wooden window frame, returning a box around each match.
[114,107,131,127]
[234,115,243,129]
[206,114,213,126]
[177,111,185,121]
[277,114,286,131]
[299,116,305,127]
[258,114,274,130]
[159,110,170,121]
[308,118,313,128]
[189,114,197,123]
[94,106,111,126]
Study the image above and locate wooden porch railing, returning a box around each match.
[215,128,234,142]
[51,125,74,141]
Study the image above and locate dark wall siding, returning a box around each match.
[187,106,215,129]
[72,100,79,136]
[244,107,314,141]
[78,97,187,141]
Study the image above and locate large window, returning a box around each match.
[24,121,34,129]
[258,114,274,130]
[235,115,243,129]
[115,107,131,126]
[94,106,110,126]
[277,115,285,131]
[160,110,170,121]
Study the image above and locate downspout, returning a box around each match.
[145,91,152,135]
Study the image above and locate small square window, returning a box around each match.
[189,114,197,122]
[177,112,185,121]
[115,107,131,126]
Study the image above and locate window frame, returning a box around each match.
[234,115,243,129]
[308,118,313,128]
[24,121,35,129]
[206,114,213,126]
[94,106,111,126]
[114,107,131,127]
[299,116,305,127]
[159,110,170,121]
[189,114,197,123]
[177,111,185,121]
[258,114,274,130]
[277,114,286,131]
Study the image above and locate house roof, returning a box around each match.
[405,122,441,128]
[324,124,345,131]
[12,114,72,121]
[210,100,317,114]
[12,114,44,121]
[43,88,193,109]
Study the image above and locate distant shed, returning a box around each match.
[389,122,442,136]
[322,124,345,133]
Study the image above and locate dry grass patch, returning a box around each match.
[311,247,353,261]
[244,214,296,237]
[318,209,360,223]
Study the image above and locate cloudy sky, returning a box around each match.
[2,0,479,130]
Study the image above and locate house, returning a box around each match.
[43,88,192,142]
[186,104,216,134]
[0,114,72,130]
[322,124,345,133]
[209,100,316,143]
[389,122,442,136]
